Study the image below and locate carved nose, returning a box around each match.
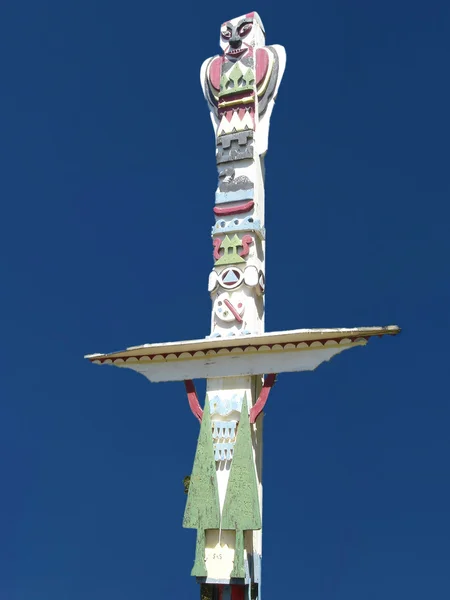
[229,36,241,49]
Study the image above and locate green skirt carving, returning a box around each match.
[183,397,220,577]
[191,529,208,577]
[230,529,246,579]
[183,399,220,530]
[222,394,261,532]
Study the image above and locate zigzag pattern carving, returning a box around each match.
[218,110,254,135]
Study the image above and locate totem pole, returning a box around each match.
[86,12,399,600]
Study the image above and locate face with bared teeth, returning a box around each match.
[220,15,255,59]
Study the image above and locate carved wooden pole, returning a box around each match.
[185,12,285,599]
[85,10,400,600]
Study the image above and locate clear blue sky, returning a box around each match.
[1,1,449,598]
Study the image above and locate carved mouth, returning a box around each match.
[226,47,247,58]
[214,201,254,216]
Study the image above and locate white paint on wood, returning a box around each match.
[108,343,364,383]
[85,325,400,361]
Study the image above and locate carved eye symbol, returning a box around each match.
[221,29,232,40]
[238,23,252,37]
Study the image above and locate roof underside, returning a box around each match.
[86,325,400,361]
[85,326,400,382]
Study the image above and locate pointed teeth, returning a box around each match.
[218,110,254,135]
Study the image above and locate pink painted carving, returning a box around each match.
[239,235,253,257]
[213,238,222,261]
[214,201,254,216]
[249,373,277,423]
[207,46,269,100]
[256,48,269,85]
[184,380,203,422]
[224,298,244,323]
[209,56,223,90]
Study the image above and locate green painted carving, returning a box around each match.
[222,394,261,531]
[219,72,229,94]
[242,67,255,88]
[231,529,245,578]
[215,235,246,266]
[219,63,255,99]
[183,401,220,577]
[192,529,207,577]
[222,394,261,578]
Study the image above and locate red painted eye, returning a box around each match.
[221,30,231,40]
[238,23,252,37]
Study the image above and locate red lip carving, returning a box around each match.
[213,201,254,216]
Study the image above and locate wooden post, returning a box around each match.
[85,9,400,599]
[194,12,286,590]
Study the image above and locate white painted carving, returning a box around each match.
[84,9,400,589]
[200,11,286,344]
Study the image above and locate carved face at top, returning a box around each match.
[220,14,256,60]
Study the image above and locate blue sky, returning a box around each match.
[1,1,449,598]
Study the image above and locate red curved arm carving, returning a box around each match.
[239,234,253,257]
[256,47,269,85]
[209,56,223,91]
[184,380,203,423]
[213,238,222,261]
[250,373,277,424]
